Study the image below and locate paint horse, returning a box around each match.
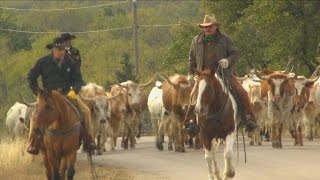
[192,69,237,180]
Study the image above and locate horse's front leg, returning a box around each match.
[223,132,235,180]
[66,152,77,180]
[41,152,52,180]
[204,138,221,180]
[47,153,60,180]
[59,157,67,180]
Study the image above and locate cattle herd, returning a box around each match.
[4,68,320,178]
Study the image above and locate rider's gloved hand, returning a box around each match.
[67,90,77,100]
[219,59,229,69]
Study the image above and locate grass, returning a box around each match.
[0,137,135,180]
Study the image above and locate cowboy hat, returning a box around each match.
[46,37,65,49]
[199,14,221,27]
[61,33,76,41]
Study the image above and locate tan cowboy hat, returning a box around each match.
[199,14,221,27]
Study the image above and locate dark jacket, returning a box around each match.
[27,54,85,95]
[188,32,239,75]
[65,46,81,65]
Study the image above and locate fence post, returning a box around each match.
[132,0,139,80]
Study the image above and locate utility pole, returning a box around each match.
[132,0,139,80]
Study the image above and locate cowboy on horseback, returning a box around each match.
[188,14,257,131]
[26,37,96,155]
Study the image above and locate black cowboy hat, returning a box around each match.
[45,37,65,49]
[61,33,76,41]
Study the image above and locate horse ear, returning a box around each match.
[195,69,201,76]
[210,68,215,76]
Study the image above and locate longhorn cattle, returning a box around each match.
[104,85,128,150]
[160,74,194,152]
[303,77,320,141]
[239,75,270,145]
[119,75,157,149]
[194,69,237,180]
[79,83,112,155]
[148,81,166,150]
[289,76,316,145]
[255,72,296,148]
[6,102,29,138]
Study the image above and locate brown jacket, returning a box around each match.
[188,32,239,75]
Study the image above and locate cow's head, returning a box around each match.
[248,83,263,111]
[292,76,317,110]
[159,73,193,111]
[255,73,296,102]
[80,96,110,124]
[119,74,157,112]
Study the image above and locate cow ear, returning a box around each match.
[305,81,315,88]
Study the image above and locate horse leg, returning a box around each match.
[59,158,67,180]
[204,138,221,180]
[47,154,60,180]
[42,153,52,180]
[248,131,254,146]
[223,133,236,180]
[66,152,77,180]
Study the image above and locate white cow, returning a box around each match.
[6,102,28,138]
[147,81,170,150]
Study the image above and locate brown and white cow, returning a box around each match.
[160,74,194,152]
[290,76,316,145]
[255,72,296,148]
[303,77,320,141]
[118,75,157,149]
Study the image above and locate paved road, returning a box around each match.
[78,137,320,180]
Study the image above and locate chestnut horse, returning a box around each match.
[29,89,81,180]
[192,69,237,180]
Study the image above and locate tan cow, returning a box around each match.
[79,83,121,154]
[118,75,157,149]
[160,74,194,152]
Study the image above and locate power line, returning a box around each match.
[0,1,129,12]
[0,23,188,34]
[0,26,132,34]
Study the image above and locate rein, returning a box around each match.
[217,64,248,163]
[35,97,82,138]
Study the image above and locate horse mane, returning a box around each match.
[170,74,188,84]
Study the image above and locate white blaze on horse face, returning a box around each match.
[272,78,285,97]
[195,79,207,115]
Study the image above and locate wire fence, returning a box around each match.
[0,1,129,11]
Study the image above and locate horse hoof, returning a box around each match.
[224,168,235,178]
[156,143,164,151]
[194,144,202,150]
[123,143,129,150]
[175,147,186,153]
[130,144,135,149]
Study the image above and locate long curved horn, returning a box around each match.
[140,73,159,89]
[158,73,179,88]
[107,87,124,100]
[19,94,36,107]
[306,76,319,84]
[284,57,294,72]
[236,75,248,81]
